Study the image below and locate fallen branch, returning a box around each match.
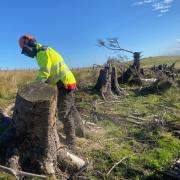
[124,137,156,143]
[66,152,86,169]
[0,165,19,179]
[127,120,145,125]
[97,100,123,105]
[141,78,157,83]
[128,115,147,121]
[81,114,90,118]
[95,170,104,176]
[68,163,89,180]
[172,130,180,136]
[104,137,120,142]
[0,164,47,180]
[106,153,138,176]
[106,157,128,176]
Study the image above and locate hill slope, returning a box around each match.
[140,56,180,68]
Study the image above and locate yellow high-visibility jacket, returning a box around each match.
[35,44,76,89]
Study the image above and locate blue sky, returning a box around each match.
[0,0,180,69]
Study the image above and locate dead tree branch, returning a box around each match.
[68,163,89,180]
[97,38,134,54]
[0,165,47,179]
[106,153,138,177]
[127,115,147,121]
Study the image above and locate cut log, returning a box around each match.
[141,78,157,83]
[139,79,174,95]
[0,83,85,178]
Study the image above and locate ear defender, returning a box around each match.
[27,39,37,48]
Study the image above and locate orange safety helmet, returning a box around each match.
[19,35,34,49]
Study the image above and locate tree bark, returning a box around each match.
[94,61,126,100]
[118,52,143,86]
[1,83,85,177]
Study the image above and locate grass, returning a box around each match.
[74,83,180,179]
[0,56,180,179]
[0,70,36,99]
[140,56,180,68]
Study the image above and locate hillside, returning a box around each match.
[140,56,180,68]
[0,56,179,179]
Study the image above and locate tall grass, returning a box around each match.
[72,68,99,87]
[0,68,98,100]
[0,68,98,99]
[0,70,36,98]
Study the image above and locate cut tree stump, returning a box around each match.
[94,60,127,101]
[0,83,85,178]
[118,52,143,86]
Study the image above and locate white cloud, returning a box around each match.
[176,39,180,48]
[157,14,163,17]
[152,3,171,11]
[164,0,173,3]
[160,9,169,13]
[134,0,175,16]
[164,39,180,55]
[133,0,153,6]
[176,38,180,44]
[134,1,144,5]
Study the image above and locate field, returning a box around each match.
[0,56,180,179]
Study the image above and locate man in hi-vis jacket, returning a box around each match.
[18,35,85,149]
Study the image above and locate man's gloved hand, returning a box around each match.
[66,89,73,93]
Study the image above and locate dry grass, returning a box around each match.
[0,68,99,99]
[0,70,36,98]
[72,68,99,87]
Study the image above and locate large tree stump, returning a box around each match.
[132,52,141,71]
[1,83,85,178]
[118,52,143,86]
[94,61,127,100]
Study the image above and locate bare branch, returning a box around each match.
[127,115,147,121]
[97,39,106,47]
[0,165,19,179]
[97,38,135,54]
[106,153,138,176]
[0,165,47,179]
[106,157,128,176]
[68,163,89,180]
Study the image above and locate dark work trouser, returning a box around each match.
[57,82,85,146]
